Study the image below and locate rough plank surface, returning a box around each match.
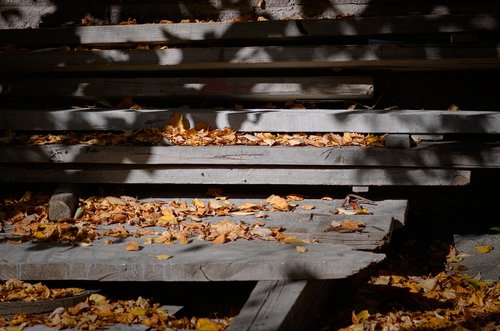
[229,280,331,331]
[0,198,403,281]
[0,239,385,282]
[0,76,373,101]
[0,166,471,186]
[1,13,498,41]
[1,108,499,134]
[1,1,498,29]
[3,142,498,168]
[1,45,499,72]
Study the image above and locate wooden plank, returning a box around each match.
[0,239,386,281]
[1,45,500,73]
[0,76,373,101]
[1,108,499,134]
[229,280,331,331]
[2,1,499,29]
[2,142,500,168]
[1,14,499,47]
[0,166,471,186]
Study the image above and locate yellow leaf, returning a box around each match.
[158,213,178,225]
[296,246,308,253]
[156,254,172,260]
[301,205,315,210]
[321,196,333,201]
[193,198,206,208]
[195,318,224,331]
[336,207,370,215]
[356,310,370,321]
[131,307,147,316]
[143,237,153,245]
[468,291,485,307]
[448,104,459,111]
[266,195,291,211]
[474,245,493,254]
[281,236,303,244]
[231,211,255,216]
[89,293,107,305]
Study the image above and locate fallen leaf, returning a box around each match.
[301,205,315,210]
[296,246,308,253]
[336,207,370,215]
[125,241,141,251]
[195,318,224,331]
[156,254,172,260]
[474,245,493,254]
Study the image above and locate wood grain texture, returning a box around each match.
[0,76,373,101]
[0,166,471,186]
[1,45,499,73]
[3,142,499,168]
[229,280,331,331]
[1,15,498,46]
[1,108,499,134]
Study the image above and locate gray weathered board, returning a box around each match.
[0,166,471,186]
[2,143,499,168]
[1,14,498,46]
[0,199,406,281]
[1,108,499,134]
[2,45,499,72]
[228,279,332,331]
[1,1,498,29]
[0,76,373,101]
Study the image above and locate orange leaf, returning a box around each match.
[125,241,140,251]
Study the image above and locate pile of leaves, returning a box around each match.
[0,281,231,331]
[0,279,84,302]
[0,191,328,246]
[0,126,385,148]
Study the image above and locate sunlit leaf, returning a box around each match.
[156,254,172,260]
[474,244,494,254]
[296,246,308,253]
[125,241,141,251]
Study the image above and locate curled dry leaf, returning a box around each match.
[296,246,308,253]
[155,254,172,260]
[474,245,494,254]
[125,241,140,251]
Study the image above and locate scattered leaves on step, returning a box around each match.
[0,280,233,330]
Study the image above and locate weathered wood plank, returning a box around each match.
[0,240,385,281]
[1,1,499,29]
[1,45,500,73]
[1,108,499,134]
[1,14,498,46]
[229,280,331,331]
[2,142,500,168]
[0,166,471,186]
[0,76,373,101]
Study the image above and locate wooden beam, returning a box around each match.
[0,166,471,186]
[2,142,500,168]
[48,183,79,220]
[1,45,500,73]
[0,76,373,101]
[229,280,332,331]
[1,15,499,47]
[1,108,499,134]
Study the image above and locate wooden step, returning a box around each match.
[1,108,499,134]
[2,143,499,169]
[0,198,406,281]
[2,45,499,72]
[1,14,498,47]
[0,76,373,101]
